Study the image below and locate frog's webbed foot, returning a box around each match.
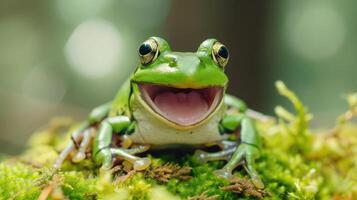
[214,143,264,189]
[112,145,151,171]
[193,141,238,163]
[193,146,237,164]
[97,145,151,171]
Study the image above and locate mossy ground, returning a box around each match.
[0,82,356,200]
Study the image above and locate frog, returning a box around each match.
[54,36,264,189]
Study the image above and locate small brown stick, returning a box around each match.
[38,175,62,200]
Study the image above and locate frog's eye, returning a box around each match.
[212,41,229,68]
[138,38,159,65]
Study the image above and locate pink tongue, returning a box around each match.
[154,91,208,125]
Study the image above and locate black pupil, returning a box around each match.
[218,46,228,59]
[139,43,152,55]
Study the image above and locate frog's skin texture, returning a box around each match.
[54,37,264,188]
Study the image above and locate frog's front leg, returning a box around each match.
[93,116,151,171]
[54,102,112,169]
[54,121,91,168]
[215,113,264,189]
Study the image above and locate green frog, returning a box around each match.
[54,37,264,188]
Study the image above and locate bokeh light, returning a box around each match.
[285,3,346,60]
[64,19,123,79]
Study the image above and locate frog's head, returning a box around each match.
[132,37,229,129]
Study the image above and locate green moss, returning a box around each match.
[167,162,234,200]
[0,82,356,199]
[0,163,42,200]
[61,171,98,200]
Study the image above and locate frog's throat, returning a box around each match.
[134,83,224,130]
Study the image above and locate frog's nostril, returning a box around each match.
[165,55,177,67]
[169,59,177,67]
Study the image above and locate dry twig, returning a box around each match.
[38,174,66,200]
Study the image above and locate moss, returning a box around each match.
[0,163,41,200]
[0,82,356,199]
[61,171,98,199]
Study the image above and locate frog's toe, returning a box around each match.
[72,152,86,163]
[193,150,209,164]
[244,152,265,189]
[133,157,151,171]
[72,128,92,163]
[214,168,234,180]
[251,175,265,189]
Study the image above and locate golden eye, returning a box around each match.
[212,41,229,68]
[138,38,159,65]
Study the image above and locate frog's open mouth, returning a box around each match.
[138,84,223,126]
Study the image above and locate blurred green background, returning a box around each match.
[0,0,356,154]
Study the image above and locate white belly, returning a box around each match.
[128,103,225,145]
